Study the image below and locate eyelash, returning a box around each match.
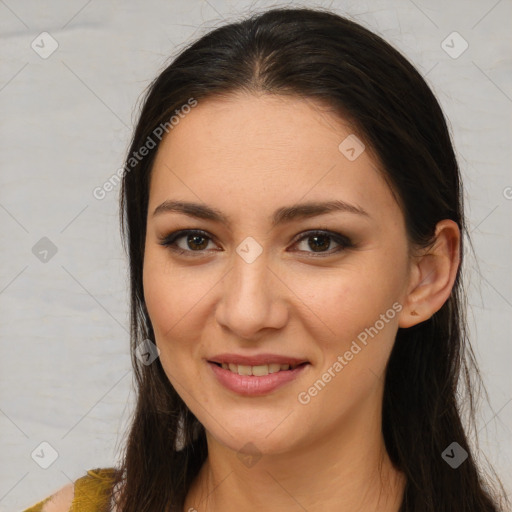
[158,229,354,258]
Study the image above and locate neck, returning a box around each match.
[183,410,405,512]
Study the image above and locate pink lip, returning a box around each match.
[208,361,310,396]
[208,353,309,366]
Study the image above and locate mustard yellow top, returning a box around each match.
[22,467,119,512]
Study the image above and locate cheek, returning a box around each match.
[142,250,225,383]
[291,275,402,415]
[143,250,204,337]
[293,263,402,330]
[288,259,405,370]
[142,262,205,390]
[142,256,198,368]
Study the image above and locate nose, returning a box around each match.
[214,249,289,341]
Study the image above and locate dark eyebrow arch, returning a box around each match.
[152,199,370,227]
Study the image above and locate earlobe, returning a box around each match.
[398,219,460,328]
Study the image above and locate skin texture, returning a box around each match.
[143,92,460,512]
[40,482,74,512]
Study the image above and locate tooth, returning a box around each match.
[252,364,269,376]
[223,363,295,375]
[268,363,281,374]
[237,365,252,376]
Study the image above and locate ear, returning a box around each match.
[398,219,461,328]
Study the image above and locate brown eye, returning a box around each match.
[159,230,216,255]
[292,230,353,256]
[183,233,209,251]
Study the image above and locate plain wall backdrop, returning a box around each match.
[1,0,511,510]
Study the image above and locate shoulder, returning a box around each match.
[21,482,74,512]
[40,482,74,512]
[23,467,120,512]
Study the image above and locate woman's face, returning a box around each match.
[143,92,413,456]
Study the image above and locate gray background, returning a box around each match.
[1,0,511,510]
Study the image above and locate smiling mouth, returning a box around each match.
[209,361,309,376]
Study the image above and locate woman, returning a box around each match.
[23,6,508,512]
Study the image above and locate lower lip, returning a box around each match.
[208,361,309,396]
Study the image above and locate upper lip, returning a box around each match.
[208,353,309,366]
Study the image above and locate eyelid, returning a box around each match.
[158,228,354,257]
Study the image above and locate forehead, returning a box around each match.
[154,92,359,168]
[148,92,399,224]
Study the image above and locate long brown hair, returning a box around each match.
[114,7,508,511]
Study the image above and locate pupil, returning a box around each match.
[189,234,207,250]
[309,235,330,252]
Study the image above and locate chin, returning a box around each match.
[203,413,303,457]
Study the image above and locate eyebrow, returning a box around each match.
[152,199,370,228]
